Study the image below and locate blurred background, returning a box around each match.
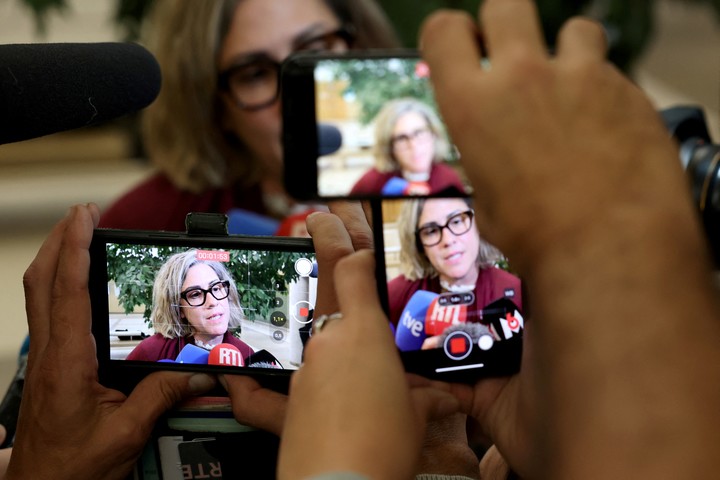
[0,0,718,390]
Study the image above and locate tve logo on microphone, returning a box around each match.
[400,310,424,338]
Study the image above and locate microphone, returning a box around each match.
[395,290,438,351]
[226,208,280,235]
[245,349,283,369]
[381,177,431,196]
[0,42,161,145]
[317,123,342,156]
[208,343,244,367]
[481,297,525,341]
[425,298,468,336]
[173,343,210,364]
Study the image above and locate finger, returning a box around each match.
[48,205,97,359]
[409,387,460,422]
[480,445,512,480]
[120,372,217,436]
[555,16,608,62]
[481,0,548,63]
[219,374,288,435]
[421,10,483,91]
[333,251,388,338]
[306,211,356,316]
[361,201,373,230]
[23,211,71,360]
[327,201,373,251]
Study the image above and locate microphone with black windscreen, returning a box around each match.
[317,123,342,156]
[0,42,161,145]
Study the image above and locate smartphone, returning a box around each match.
[374,197,524,383]
[282,50,474,201]
[90,228,317,393]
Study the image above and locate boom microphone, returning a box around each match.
[0,42,161,145]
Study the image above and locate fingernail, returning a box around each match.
[307,211,326,222]
[188,373,216,394]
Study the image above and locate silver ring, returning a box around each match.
[313,312,343,335]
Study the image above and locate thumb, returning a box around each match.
[120,372,217,428]
[410,387,460,422]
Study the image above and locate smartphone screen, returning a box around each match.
[90,230,316,391]
[282,51,474,201]
[377,197,524,381]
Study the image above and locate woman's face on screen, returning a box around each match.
[418,198,480,286]
[391,111,435,174]
[179,263,230,343]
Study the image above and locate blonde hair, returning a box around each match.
[151,250,244,338]
[141,0,400,193]
[373,98,451,173]
[397,198,503,281]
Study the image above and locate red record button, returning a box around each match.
[443,331,472,361]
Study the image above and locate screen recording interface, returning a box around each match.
[101,242,317,372]
[312,55,473,199]
[380,198,524,379]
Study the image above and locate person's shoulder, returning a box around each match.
[429,162,465,188]
[125,333,168,361]
[484,266,520,282]
[389,274,430,299]
[350,168,391,194]
[224,333,254,356]
[388,274,413,291]
[99,172,183,229]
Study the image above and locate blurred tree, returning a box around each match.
[376,0,719,72]
[106,244,304,326]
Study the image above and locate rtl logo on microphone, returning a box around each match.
[426,301,467,336]
[208,343,244,367]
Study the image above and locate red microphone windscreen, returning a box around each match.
[425,298,468,337]
[208,343,244,367]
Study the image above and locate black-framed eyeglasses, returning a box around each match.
[180,280,230,307]
[392,127,433,150]
[217,26,355,111]
[416,210,474,247]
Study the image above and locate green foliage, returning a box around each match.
[106,244,305,327]
[13,0,720,71]
[16,0,67,34]
[326,58,436,124]
[375,0,719,72]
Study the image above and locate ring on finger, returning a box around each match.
[313,312,343,335]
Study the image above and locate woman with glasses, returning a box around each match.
[349,98,467,196]
[126,250,254,362]
[388,197,522,333]
[99,0,399,232]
